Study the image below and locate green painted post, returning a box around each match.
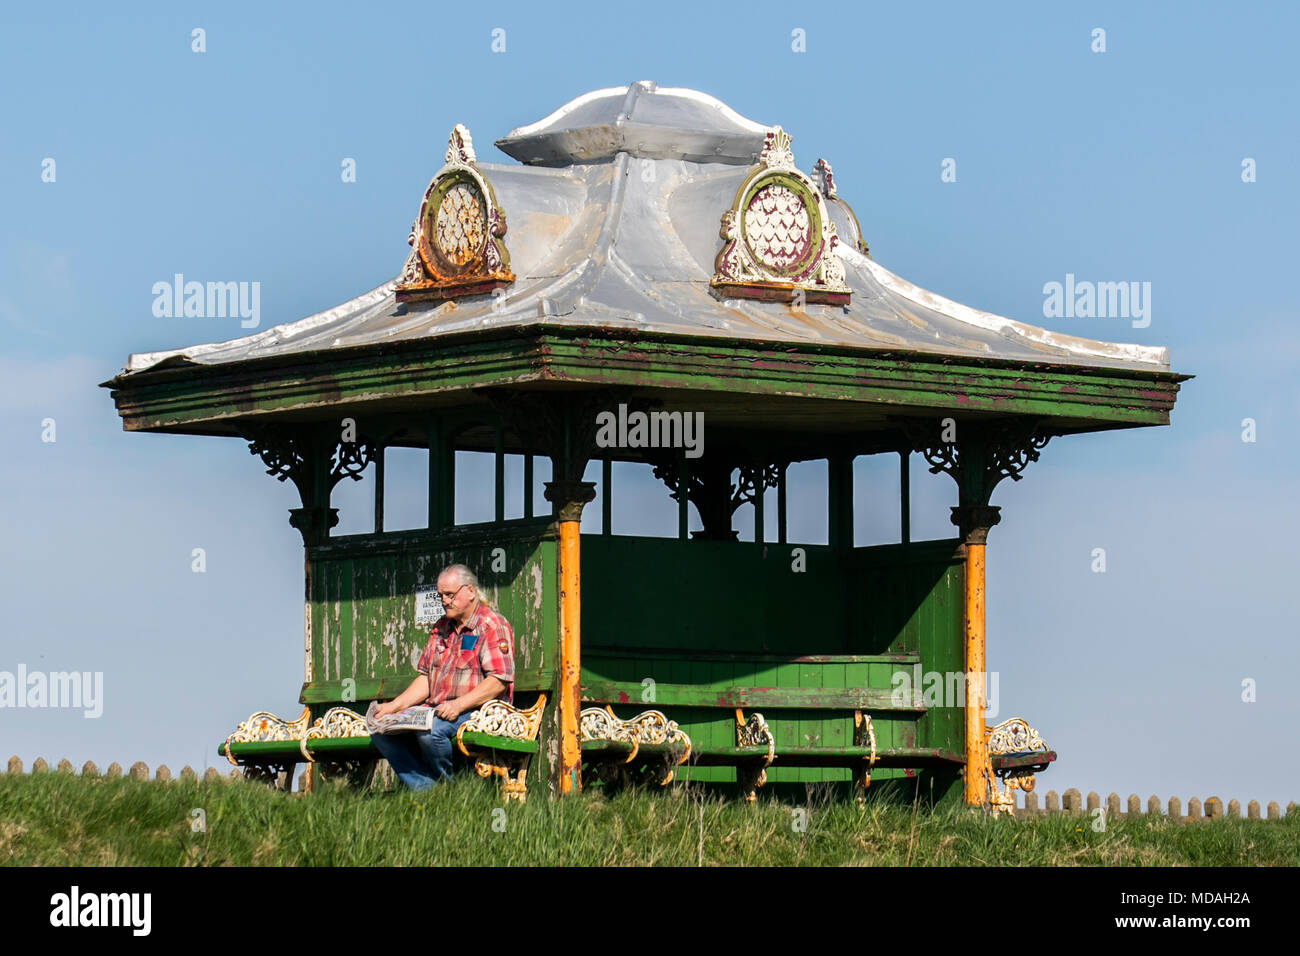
[495,422,505,523]
[427,418,440,530]
[374,445,385,534]
[778,463,788,545]
[602,457,612,535]
[678,451,689,541]
[900,451,910,545]
[524,454,534,519]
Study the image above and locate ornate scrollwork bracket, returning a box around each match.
[736,709,775,803]
[646,454,783,541]
[893,417,1052,542]
[852,710,878,807]
[455,696,548,803]
[985,717,1052,817]
[239,423,377,543]
[580,706,692,788]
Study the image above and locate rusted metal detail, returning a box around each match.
[711,127,851,305]
[964,543,989,807]
[553,497,589,794]
[396,125,515,304]
[112,87,1178,389]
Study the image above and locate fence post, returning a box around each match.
[1064,789,1081,814]
[1127,794,1140,817]
[1187,797,1202,821]
[1147,795,1161,816]
[1168,796,1182,822]
[7,757,21,775]
[32,758,48,774]
[1046,790,1060,813]
[1227,799,1240,818]
[1106,793,1120,819]
[1205,796,1222,819]
[106,762,122,779]
[129,762,148,781]
[82,761,98,778]
[1267,801,1279,820]
[1247,800,1260,820]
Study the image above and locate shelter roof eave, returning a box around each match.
[102,322,1189,440]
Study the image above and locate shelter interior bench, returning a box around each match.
[578,648,966,802]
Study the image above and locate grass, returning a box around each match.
[2,772,1296,867]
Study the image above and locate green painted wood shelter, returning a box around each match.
[103,82,1188,803]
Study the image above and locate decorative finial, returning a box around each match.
[812,158,836,197]
[758,127,795,170]
[445,123,477,165]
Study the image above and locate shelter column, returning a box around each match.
[543,479,597,794]
[901,417,1051,807]
[952,504,1001,807]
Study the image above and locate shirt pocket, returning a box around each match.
[453,647,479,671]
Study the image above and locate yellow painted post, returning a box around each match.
[545,479,596,795]
[557,514,582,793]
[964,542,988,806]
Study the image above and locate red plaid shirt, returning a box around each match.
[416,601,515,707]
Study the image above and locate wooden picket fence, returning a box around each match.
[1012,788,1298,822]
[7,756,1298,820]
[6,756,244,785]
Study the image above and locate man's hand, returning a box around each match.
[434,699,462,721]
[372,700,402,720]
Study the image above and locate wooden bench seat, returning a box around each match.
[579,650,957,802]
[218,706,377,789]
[579,705,692,787]
[455,695,547,802]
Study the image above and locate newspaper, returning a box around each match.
[365,700,436,735]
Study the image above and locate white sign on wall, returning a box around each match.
[415,586,445,626]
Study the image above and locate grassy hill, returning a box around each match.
[2,772,1295,866]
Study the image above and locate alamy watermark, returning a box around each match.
[594,404,704,459]
[0,665,103,718]
[152,274,260,328]
[1042,273,1150,328]
[891,666,999,718]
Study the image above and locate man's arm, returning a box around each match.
[434,676,505,721]
[373,674,429,718]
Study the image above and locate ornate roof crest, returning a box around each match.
[711,127,851,305]
[813,158,870,258]
[396,124,514,303]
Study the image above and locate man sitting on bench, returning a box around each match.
[370,564,515,790]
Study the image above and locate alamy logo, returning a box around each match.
[595,404,704,459]
[890,666,999,719]
[50,886,151,936]
[152,274,260,328]
[1042,273,1151,328]
[0,665,103,718]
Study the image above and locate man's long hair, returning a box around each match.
[442,563,491,609]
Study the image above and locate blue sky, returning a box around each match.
[2,1,1297,809]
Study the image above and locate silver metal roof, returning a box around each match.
[121,81,1169,376]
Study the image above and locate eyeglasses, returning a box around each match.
[437,584,469,603]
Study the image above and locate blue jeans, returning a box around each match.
[370,710,476,791]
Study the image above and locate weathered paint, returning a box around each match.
[580,534,964,784]
[557,513,583,793]
[102,329,1188,436]
[964,542,989,806]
